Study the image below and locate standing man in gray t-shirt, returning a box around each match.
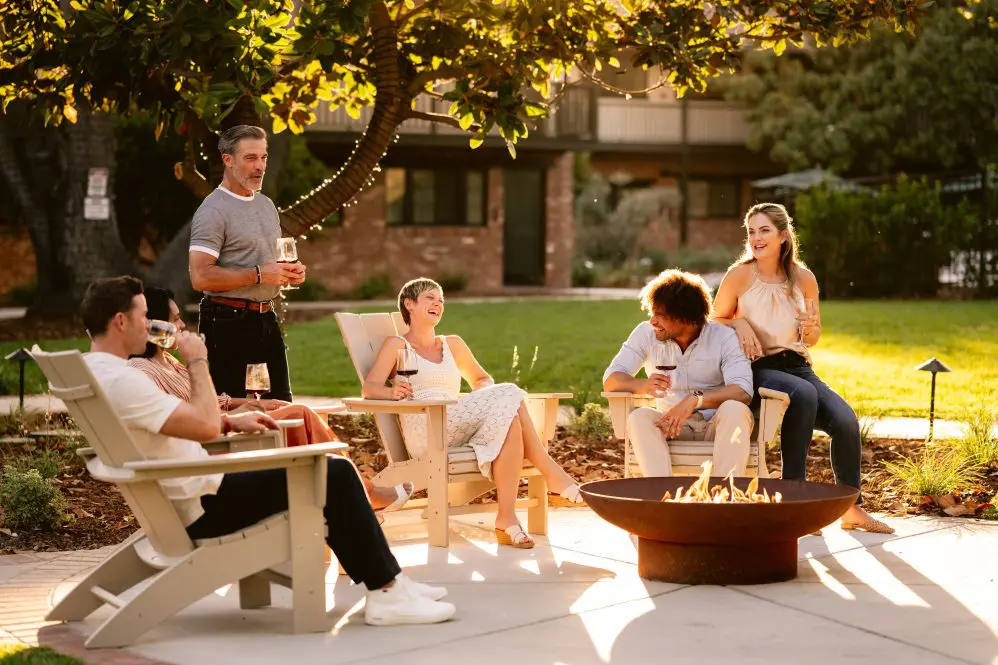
[188,125,305,402]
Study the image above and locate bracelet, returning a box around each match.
[186,356,209,369]
[254,265,262,285]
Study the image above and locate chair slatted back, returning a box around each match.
[334,313,410,463]
[30,347,194,557]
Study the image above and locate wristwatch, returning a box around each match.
[690,389,705,410]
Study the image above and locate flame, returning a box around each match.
[661,461,782,504]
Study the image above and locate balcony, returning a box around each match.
[305,86,749,149]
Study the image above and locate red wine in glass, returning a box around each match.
[655,364,676,372]
[396,369,418,378]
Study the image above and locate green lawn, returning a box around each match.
[3,300,995,419]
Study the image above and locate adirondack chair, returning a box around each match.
[603,387,790,478]
[31,347,346,648]
[335,312,569,548]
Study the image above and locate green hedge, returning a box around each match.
[795,176,975,298]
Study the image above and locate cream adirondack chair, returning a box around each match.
[31,347,345,648]
[335,312,569,548]
[603,387,790,478]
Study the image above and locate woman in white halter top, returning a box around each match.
[363,278,585,549]
[712,203,892,534]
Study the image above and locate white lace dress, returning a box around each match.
[397,337,526,480]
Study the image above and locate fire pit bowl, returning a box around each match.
[580,477,859,585]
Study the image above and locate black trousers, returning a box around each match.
[187,457,401,590]
[198,298,292,402]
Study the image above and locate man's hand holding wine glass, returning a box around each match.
[639,373,672,397]
[176,331,209,367]
[259,262,303,287]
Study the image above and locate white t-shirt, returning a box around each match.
[85,352,223,526]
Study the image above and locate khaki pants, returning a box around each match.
[627,400,754,477]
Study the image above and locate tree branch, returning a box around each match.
[405,108,480,133]
[172,130,213,199]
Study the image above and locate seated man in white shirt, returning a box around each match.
[79,276,455,626]
[603,270,754,477]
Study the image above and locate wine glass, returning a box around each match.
[147,320,177,348]
[652,343,679,399]
[245,363,271,400]
[395,348,417,399]
[276,237,299,291]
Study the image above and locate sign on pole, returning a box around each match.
[86,168,109,197]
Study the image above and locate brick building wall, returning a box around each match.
[297,154,575,296]
[0,228,37,301]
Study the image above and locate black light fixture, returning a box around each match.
[915,357,952,441]
[5,347,32,411]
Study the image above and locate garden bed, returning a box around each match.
[5,413,994,555]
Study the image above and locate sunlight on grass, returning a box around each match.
[4,300,996,419]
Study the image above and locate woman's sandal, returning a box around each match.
[495,524,535,549]
[841,518,895,534]
[377,482,415,513]
[549,483,586,507]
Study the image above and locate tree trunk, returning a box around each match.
[145,219,194,303]
[278,2,407,236]
[0,111,74,315]
[59,111,135,301]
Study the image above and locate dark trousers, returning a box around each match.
[751,351,864,504]
[198,298,292,402]
[187,457,401,590]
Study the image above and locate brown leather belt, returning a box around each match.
[205,296,272,313]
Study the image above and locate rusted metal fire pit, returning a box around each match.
[580,477,859,585]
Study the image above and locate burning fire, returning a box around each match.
[661,461,783,504]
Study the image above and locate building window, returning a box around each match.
[688,179,741,219]
[385,168,487,226]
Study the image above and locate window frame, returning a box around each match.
[385,168,489,227]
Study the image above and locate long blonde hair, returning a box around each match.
[731,202,807,295]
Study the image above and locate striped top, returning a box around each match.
[127,354,228,409]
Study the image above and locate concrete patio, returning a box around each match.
[2,507,997,665]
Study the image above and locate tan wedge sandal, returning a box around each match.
[495,524,535,549]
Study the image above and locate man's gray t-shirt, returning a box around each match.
[189,187,281,302]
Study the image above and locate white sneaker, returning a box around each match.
[396,573,448,601]
[365,577,456,626]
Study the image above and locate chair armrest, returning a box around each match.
[307,404,347,416]
[525,392,573,400]
[601,392,655,399]
[201,430,282,454]
[114,442,348,481]
[758,387,790,405]
[342,397,456,415]
[756,388,791,446]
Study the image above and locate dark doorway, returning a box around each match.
[502,169,546,286]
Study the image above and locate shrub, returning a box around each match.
[568,403,613,445]
[571,259,598,288]
[0,467,66,531]
[855,407,885,447]
[284,279,328,302]
[6,448,66,480]
[354,273,393,300]
[795,176,976,298]
[435,273,469,293]
[950,403,998,468]
[882,447,980,498]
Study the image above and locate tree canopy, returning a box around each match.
[3,0,930,235]
[725,0,998,175]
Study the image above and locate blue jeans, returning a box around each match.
[752,351,863,504]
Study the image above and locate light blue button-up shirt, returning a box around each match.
[603,321,753,420]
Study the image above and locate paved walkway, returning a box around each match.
[2,509,997,664]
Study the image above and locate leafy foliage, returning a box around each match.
[0,467,66,531]
[950,402,998,468]
[794,176,976,297]
[568,402,614,446]
[726,0,998,174]
[882,447,981,498]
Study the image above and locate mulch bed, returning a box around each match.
[3,414,996,555]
